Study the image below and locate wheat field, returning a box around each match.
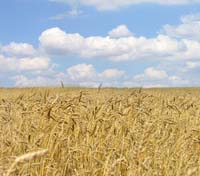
[1,87,200,176]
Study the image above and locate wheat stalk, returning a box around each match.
[6,149,48,176]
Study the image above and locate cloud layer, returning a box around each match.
[1,13,200,87]
[0,55,50,72]
[39,24,200,62]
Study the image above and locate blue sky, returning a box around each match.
[1,0,200,87]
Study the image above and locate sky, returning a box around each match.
[1,0,200,88]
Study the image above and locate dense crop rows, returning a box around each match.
[1,88,200,175]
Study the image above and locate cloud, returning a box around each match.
[49,9,83,20]
[0,55,17,72]
[0,55,50,72]
[50,0,77,5]
[168,75,189,85]
[144,67,168,79]
[39,23,200,62]
[3,12,200,87]
[65,64,128,87]
[11,63,127,87]
[181,13,200,23]
[49,0,83,20]
[39,27,84,55]
[186,61,200,69]
[1,42,36,57]
[108,25,133,38]
[99,69,125,79]
[18,57,50,71]
[133,66,190,87]
[10,63,190,88]
[12,75,54,87]
[39,27,186,61]
[134,67,168,80]
[163,13,200,41]
[67,63,97,81]
[50,0,200,11]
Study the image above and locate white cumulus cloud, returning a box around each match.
[0,55,17,72]
[100,69,125,79]
[39,27,186,61]
[108,25,133,38]
[133,67,189,87]
[18,57,50,71]
[163,13,200,41]
[1,42,36,57]
[0,55,51,72]
[11,63,127,87]
[67,63,97,80]
[66,64,127,86]
[134,67,168,80]
[39,27,84,55]
[13,75,54,87]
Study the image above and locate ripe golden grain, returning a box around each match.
[6,149,48,176]
[1,87,200,175]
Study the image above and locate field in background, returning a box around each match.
[1,87,200,175]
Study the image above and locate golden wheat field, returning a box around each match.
[1,87,200,176]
